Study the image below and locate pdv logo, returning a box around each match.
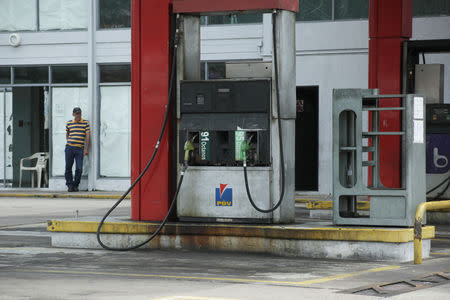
[215,184,232,206]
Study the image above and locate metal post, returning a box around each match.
[414,200,450,264]
[347,111,356,215]
[87,0,98,191]
[372,105,379,188]
[183,16,201,80]
[272,10,296,223]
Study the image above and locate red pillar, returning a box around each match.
[369,0,412,188]
[131,0,173,221]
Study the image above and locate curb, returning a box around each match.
[48,220,435,243]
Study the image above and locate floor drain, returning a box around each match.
[341,271,450,297]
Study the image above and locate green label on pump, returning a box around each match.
[235,131,246,161]
[199,131,210,161]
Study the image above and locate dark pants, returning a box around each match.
[65,145,83,188]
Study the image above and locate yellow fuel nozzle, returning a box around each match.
[184,139,195,162]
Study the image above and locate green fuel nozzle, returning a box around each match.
[241,140,251,162]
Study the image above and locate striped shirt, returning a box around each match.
[66,118,90,148]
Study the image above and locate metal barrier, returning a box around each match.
[332,89,426,226]
[414,200,450,264]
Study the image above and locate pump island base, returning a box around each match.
[47,214,434,263]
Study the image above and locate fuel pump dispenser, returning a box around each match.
[175,8,297,224]
[177,79,274,222]
[426,104,450,199]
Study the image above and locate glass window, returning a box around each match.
[413,0,450,17]
[335,0,369,20]
[100,86,131,177]
[39,0,88,30]
[99,65,131,83]
[296,0,332,21]
[207,63,226,80]
[208,13,263,25]
[14,66,49,84]
[52,65,88,83]
[51,87,89,176]
[99,0,131,29]
[0,0,37,31]
[0,67,11,84]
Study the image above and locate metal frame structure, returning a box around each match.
[332,89,426,227]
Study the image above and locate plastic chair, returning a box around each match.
[19,152,49,188]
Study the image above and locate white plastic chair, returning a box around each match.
[19,152,49,188]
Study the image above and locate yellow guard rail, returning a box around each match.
[415,200,450,264]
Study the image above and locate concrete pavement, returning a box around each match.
[0,195,449,299]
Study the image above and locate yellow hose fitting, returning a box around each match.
[184,140,195,162]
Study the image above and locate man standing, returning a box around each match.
[65,107,90,192]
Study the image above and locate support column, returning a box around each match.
[272,10,296,223]
[87,0,97,191]
[369,0,412,188]
[131,0,172,220]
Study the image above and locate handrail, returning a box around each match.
[414,200,450,264]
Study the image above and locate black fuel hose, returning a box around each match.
[426,174,450,194]
[429,178,450,201]
[96,17,181,251]
[427,173,450,201]
[243,11,285,213]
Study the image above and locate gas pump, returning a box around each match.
[176,8,297,224]
[426,104,450,199]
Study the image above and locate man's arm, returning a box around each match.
[84,132,90,156]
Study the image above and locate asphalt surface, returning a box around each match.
[0,196,449,300]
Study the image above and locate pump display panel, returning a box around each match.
[179,79,271,167]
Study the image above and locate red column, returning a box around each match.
[131,0,173,221]
[369,0,412,188]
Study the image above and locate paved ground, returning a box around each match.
[0,196,449,300]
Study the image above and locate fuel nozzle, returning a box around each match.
[241,140,251,165]
[184,135,196,164]
[242,133,255,163]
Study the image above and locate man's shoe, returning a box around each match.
[68,186,74,192]
[73,186,79,192]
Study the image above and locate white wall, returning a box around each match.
[201,24,263,61]
[0,29,130,65]
[296,20,369,194]
[0,31,88,65]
